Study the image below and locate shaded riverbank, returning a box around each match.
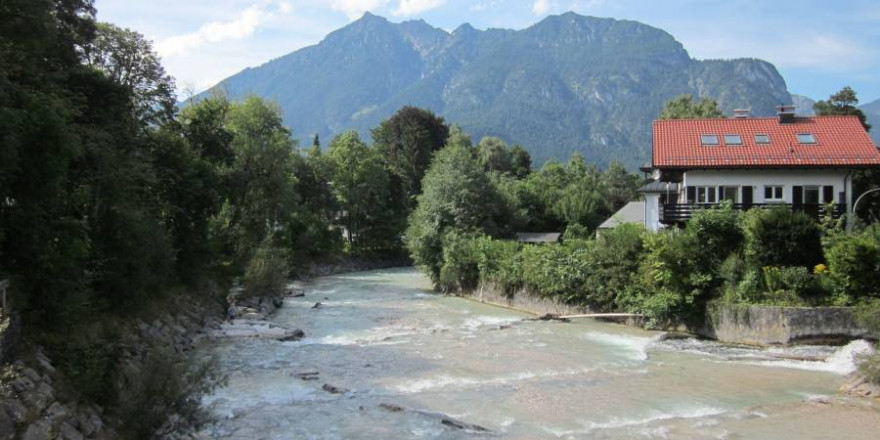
[197,268,880,439]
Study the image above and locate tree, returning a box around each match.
[813,86,871,131]
[659,94,725,119]
[327,131,394,249]
[406,142,512,285]
[476,137,513,174]
[218,97,296,266]
[509,145,532,178]
[84,23,176,124]
[372,106,450,203]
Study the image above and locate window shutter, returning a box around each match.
[686,186,696,204]
[823,186,834,203]
[792,186,803,207]
[742,186,753,208]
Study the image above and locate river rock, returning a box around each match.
[293,371,319,381]
[0,407,14,440]
[440,417,490,432]
[238,312,266,321]
[278,329,305,342]
[5,398,29,423]
[312,302,323,309]
[321,384,347,394]
[22,420,52,440]
[841,373,880,397]
[379,403,404,412]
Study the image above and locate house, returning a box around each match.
[595,200,645,236]
[640,106,880,231]
[515,232,561,244]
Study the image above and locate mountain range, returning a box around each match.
[206,12,797,169]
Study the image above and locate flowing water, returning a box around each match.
[198,268,879,439]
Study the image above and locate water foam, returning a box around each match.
[742,339,874,374]
[395,368,595,394]
[543,405,727,437]
[582,331,660,361]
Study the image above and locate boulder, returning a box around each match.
[22,420,51,440]
[379,403,404,412]
[58,422,84,440]
[0,407,14,440]
[279,329,305,342]
[440,417,490,432]
[321,384,348,394]
[5,398,29,423]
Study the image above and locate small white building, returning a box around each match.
[640,107,880,231]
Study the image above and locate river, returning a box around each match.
[198,268,880,439]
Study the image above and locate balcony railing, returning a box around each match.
[660,203,846,225]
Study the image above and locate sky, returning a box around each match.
[95,0,880,104]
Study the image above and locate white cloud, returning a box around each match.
[532,0,551,15]
[330,0,390,20]
[392,0,446,16]
[683,31,875,73]
[157,5,268,57]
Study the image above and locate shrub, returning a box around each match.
[562,223,591,241]
[744,207,823,270]
[116,348,226,440]
[438,231,481,292]
[825,228,880,299]
[583,224,644,311]
[243,241,289,298]
[686,202,743,264]
[474,237,523,297]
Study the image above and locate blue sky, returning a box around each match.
[96,0,880,104]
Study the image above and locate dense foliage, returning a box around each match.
[419,201,880,328]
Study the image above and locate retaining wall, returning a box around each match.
[700,301,872,346]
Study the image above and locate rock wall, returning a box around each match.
[700,302,872,346]
[0,292,228,440]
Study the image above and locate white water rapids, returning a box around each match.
[197,268,877,439]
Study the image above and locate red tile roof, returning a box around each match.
[653,115,880,169]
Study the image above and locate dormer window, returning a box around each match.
[797,133,816,144]
[755,134,770,144]
[724,134,742,145]
[701,134,719,145]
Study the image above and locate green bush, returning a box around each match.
[583,224,644,311]
[474,237,523,297]
[438,231,481,292]
[686,202,743,265]
[116,348,226,440]
[825,227,880,299]
[744,207,824,270]
[562,223,591,241]
[243,241,289,298]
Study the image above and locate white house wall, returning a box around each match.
[681,169,851,204]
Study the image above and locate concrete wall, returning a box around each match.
[700,301,871,346]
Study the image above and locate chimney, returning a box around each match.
[733,108,751,118]
[776,104,797,124]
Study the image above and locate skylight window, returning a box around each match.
[724,134,742,145]
[755,134,770,144]
[701,134,719,145]
[797,133,816,144]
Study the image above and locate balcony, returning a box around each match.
[660,203,846,225]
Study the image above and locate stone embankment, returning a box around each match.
[0,282,306,440]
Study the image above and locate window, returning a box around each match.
[724,134,742,145]
[696,186,717,203]
[797,133,816,144]
[764,185,783,202]
[755,134,770,144]
[701,134,719,145]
